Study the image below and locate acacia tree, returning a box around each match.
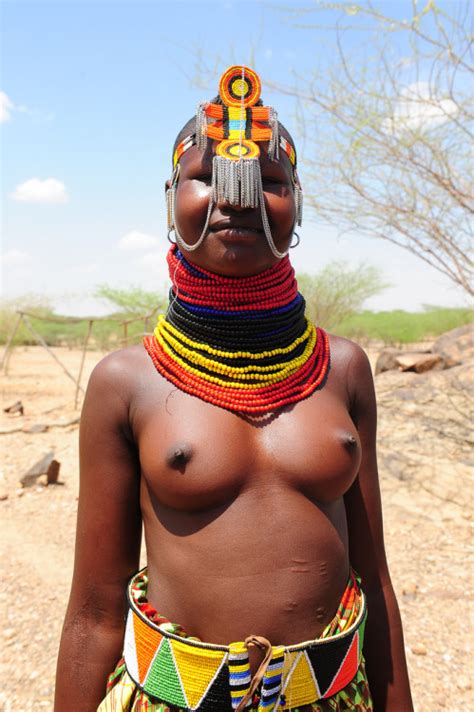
[264,1,473,295]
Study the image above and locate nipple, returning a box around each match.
[343,434,358,449]
[166,443,193,468]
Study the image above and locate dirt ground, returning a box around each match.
[0,343,472,711]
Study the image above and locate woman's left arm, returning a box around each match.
[343,342,413,711]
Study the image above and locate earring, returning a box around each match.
[293,169,303,227]
[290,232,300,249]
[167,228,176,244]
[166,187,175,231]
[166,164,180,231]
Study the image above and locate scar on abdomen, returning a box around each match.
[319,562,329,578]
[284,601,298,613]
[316,606,326,622]
[290,566,310,573]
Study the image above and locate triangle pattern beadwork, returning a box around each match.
[323,631,359,698]
[170,637,227,710]
[282,651,319,709]
[198,663,234,712]
[132,612,163,684]
[306,633,354,698]
[145,637,187,707]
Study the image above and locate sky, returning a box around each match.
[1,0,470,316]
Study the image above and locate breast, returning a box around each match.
[137,406,257,511]
[136,389,361,511]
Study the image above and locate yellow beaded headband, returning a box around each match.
[166,65,303,258]
[173,134,297,170]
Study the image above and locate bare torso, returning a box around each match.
[130,332,360,646]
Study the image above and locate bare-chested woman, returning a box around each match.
[55,67,413,711]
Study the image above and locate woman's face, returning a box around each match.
[170,142,297,276]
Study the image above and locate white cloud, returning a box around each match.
[0,91,14,123]
[0,249,32,266]
[382,82,459,135]
[118,229,159,251]
[10,178,69,204]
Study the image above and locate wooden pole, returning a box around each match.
[74,319,93,409]
[1,313,23,374]
[22,316,84,393]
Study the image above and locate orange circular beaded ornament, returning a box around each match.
[215,139,260,161]
[219,65,261,107]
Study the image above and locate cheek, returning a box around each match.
[266,188,296,233]
[175,182,211,233]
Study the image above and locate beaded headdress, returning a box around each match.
[166,65,303,259]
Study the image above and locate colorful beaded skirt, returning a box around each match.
[143,247,330,414]
[97,570,372,712]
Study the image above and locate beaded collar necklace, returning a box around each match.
[144,246,330,414]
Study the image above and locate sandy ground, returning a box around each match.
[0,344,472,711]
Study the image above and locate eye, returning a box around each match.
[194,175,212,184]
[262,176,288,190]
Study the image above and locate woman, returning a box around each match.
[55,66,413,711]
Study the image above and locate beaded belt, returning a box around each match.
[123,571,367,712]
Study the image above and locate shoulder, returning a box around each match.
[85,344,151,408]
[326,333,374,409]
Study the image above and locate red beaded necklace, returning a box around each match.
[144,247,330,414]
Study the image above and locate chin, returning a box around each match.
[181,235,284,277]
[218,242,279,276]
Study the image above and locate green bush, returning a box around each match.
[337,307,473,344]
[297,263,389,330]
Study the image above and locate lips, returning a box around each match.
[209,220,263,233]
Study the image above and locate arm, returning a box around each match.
[344,344,413,711]
[55,352,142,711]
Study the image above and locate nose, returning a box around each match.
[216,194,258,213]
[217,200,250,212]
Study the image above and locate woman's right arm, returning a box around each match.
[55,353,142,711]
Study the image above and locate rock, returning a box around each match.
[0,492,9,501]
[375,348,401,375]
[20,451,61,487]
[4,628,15,639]
[395,352,444,373]
[25,423,49,434]
[457,676,472,691]
[411,643,427,656]
[3,400,24,416]
[431,323,473,365]
[402,582,418,597]
[47,458,60,484]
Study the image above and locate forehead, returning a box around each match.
[179,140,295,177]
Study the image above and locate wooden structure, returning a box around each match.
[0,308,159,408]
